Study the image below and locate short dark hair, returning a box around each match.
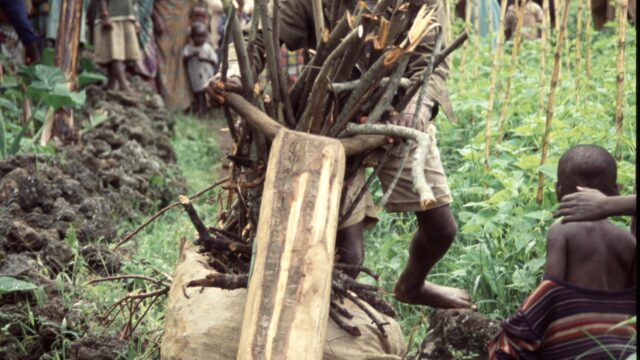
[557,145,617,196]
[190,21,208,37]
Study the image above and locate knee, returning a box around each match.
[417,213,458,245]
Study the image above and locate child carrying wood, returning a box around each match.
[183,21,218,116]
[89,0,142,92]
[488,144,636,359]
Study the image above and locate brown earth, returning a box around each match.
[412,309,501,359]
[0,79,187,359]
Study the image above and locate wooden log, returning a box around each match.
[224,93,388,156]
[40,0,83,145]
[237,129,345,360]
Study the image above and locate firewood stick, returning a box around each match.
[114,178,230,250]
[366,58,412,124]
[539,0,550,113]
[329,308,362,336]
[229,10,255,100]
[458,1,472,92]
[343,123,436,208]
[496,0,524,145]
[312,0,324,46]
[433,31,469,68]
[575,0,584,104]
[535,0,570,204]
[224,92,388,156]
[255,0,285,124]
[585,0,592,80]
[331,77,412,93]
[330,300,354,319]
[272,0,296,128]
[614,0,628,159]
[472,0,480,78]
[328,48,408,136]
[298,28,361,132]
[290,13,351,114]
[338,148,392,226]
[220,6,239,143]
[482,0,509,172]
[379,142,411,208]
[185,273,248,291]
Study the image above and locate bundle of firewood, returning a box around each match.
[187,0,467,337]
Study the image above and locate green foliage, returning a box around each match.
[20,65,86,110]
[0,277,39,296]
[363,10,637,349]
[0,61,94,159]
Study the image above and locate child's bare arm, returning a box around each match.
[99,0,112,30]
[544,224,567,280]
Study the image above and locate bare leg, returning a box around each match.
[335,222,365,278]
[112,60,132,92]
[105,62,117,90]
[393,204,474,309]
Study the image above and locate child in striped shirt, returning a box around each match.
[489,144,636,360]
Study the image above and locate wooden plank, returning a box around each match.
[237,129,345,360]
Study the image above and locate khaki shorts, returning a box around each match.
[338,122,452,230]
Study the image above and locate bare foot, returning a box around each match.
[394,280,475,309]
[120,80,132,93]
[105,78,117,91]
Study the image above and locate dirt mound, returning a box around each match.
[412,309,501,360]
[0,82,187,358]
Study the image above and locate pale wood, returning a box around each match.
[458,0,472,92]
[497,0,524,144]
[224,93,388,156]
[575,0,584,103]
[472,0,480,78]
[614,0,629,159]
[237,129,345,360]
[585,0,593,79]
[483,0,509,172]
[312,0,325,47]
[536,0,571,204]
[539,0,550,113]
[40,0,82,145]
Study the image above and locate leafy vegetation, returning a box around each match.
[363,11,636,351]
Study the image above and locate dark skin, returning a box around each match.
[553,186,636,237]
[336,205,475,309]
[98,0,132,92]
[185,28,216,116]
[546,182,636,290]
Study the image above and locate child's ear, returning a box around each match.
[555,182,562,201]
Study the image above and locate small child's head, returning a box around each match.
[190,21,209,46]
[556,145,619,200]
[190,4,209,23]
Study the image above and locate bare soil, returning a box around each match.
[0,80,187,359]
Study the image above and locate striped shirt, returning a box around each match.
[488,275,636,359]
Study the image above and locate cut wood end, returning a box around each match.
[420,198,437,209]
[383,48,405,66]
[178,195,190,205]
[322,28,330,42]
